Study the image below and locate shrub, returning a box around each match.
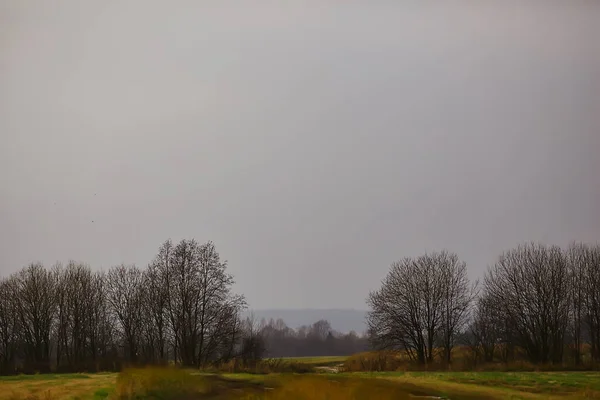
[343,351,404,372]
[210,358,314,374]
[113,367,213,400]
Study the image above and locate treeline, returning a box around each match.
[255,317,368,358]
[0,239,251,374]
[3,239,600,374]
[367,243,600,368]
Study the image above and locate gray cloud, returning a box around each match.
[1,1,599,309]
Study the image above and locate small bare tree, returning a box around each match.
[239,312,266,367]
[469,294,502,363]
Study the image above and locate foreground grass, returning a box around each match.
[0,372,116,400]
[413,371,600,396]
[337,371,600,399]
[1,368,599,399]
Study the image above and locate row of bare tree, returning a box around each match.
[367,243,600,367]
[3,240,599,373]
[367,250,474,365]
[0,239,251,374]
[471,242,600,366]
[252,317,369,357]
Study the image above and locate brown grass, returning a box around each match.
[246,375,437,400]
[2,366,599,400]
[343,347,600,373]
[210,358,314,374]
[0,373,116,400]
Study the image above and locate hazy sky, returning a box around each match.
[1,1,599,310]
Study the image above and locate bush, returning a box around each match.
[113,367,213,399]
[344,348,600,373]
[343,351,404,372]
[210,358,314,374]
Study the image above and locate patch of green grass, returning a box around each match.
[221,372,270,384]
[363,371,600,395]
[0,373,91,381]
[0,373,116,400]
[332,371,600,399]
[91,388,111,399]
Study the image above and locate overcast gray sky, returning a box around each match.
[1,1,599,309]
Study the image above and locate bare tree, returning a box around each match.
[567,242,587,365]
[87,271,115,371]
[468,294,502,363]
[140,263,168,364]
[196,241,244,365]
[439,254,477,365]
[106,264,145,364]
[309,320,332,341]
[484,243,570,364]
[54,262,103,371]
[239,312,266,367]
[0,278,19,374]
[206,300,246,363]
[580,244,600,363]
[13,264,57,372]
[367,251,473,365]
[152,239,246,367]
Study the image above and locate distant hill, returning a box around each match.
[244,309,368,334]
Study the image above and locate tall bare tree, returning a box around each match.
[13,263,57,372]
[106,264,145,363]
[439,253,476,365]
[367,251,473,365]
[54,262,103,370]
[87,270,115,370]
[484,243,570,364]
[567,242,587,365]
[0,278,19,374]
[151,239,246,367]
[580,243,600,363]
[140,263,168,363]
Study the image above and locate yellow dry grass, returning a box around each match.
[0,373,116,400]
[2,368,599,400]
[246,375,441,400]
[381,374,556,400]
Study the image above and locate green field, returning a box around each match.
[1,363,599,399]
[340,371,600,399]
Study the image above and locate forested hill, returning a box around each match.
[244,309,368,334]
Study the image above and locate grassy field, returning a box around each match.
[1,364,599,399]
[342,371,600,399]
[0,373,116,400]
